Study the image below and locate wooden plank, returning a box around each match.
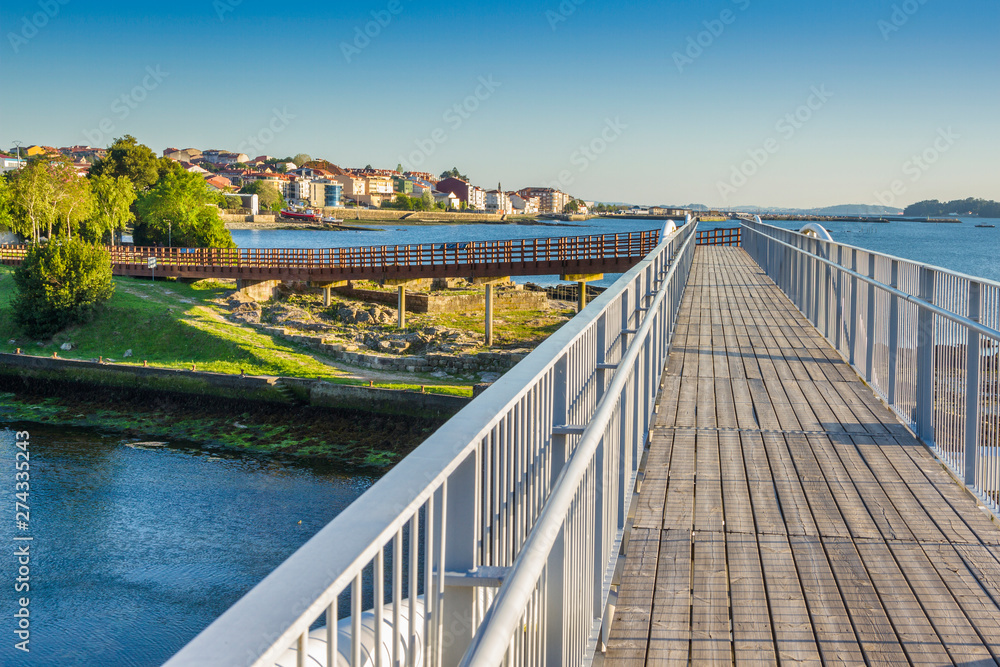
[720,431,755,535]
[757,533,822,664]
[788,535,865,664]
[852,435,946,543]
[694,432,724,533]
[690,531,732,663]
[761,433,818,536]
[740,432,786,536]
[662,431,695,532]
[634,432,671,529]
[647,529,693,665]
[806,434,882,540]
[853,539,953,665]
[606,528,660,665]
[822,537,908,665]
[727,534,777,665]
[783,433,852,538]
[889,541,1000,664]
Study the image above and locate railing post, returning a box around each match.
[849,249,859,366]
[441,454,479,665]
[964,281,982,486]
[887,259,899,406]
[865,255,877,384]
[916,267,935,442]
[546,355,570,665]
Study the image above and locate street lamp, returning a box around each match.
[165,219,172,247]
[12,140,23,168]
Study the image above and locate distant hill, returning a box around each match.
[730,204,903,216]
[904,198,1000,218]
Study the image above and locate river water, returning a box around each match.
[231,216,1000,285]
[1,215,996,665]
[0,425,374,666]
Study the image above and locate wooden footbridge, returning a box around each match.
[606,245,1000,665]
[160,219,1000,667]
[0,230,660,283]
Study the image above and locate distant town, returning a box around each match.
[0,143,691,219]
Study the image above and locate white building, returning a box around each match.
[485,189,513,215]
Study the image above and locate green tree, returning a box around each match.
[564,199,581,214]
[440,167,469,181]
[292,153,312,167]
[88,135,160,191]
[12,240,115,338]
[9,158,60,242]
[135,169,235,248]
[0,175,15,233]
[85,175,136,244]
[421,189,435,211]
[239,180,285,212]
[49,158,93,241]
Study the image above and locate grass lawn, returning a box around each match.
[0,264,471,396]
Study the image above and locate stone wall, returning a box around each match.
[258,325,528,374]
[0,353,470,418]
[333,286,545,314]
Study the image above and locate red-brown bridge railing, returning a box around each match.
[0,230,661,282]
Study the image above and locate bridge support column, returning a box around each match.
[308,281,348,308]
[382,279,422,329]
[471,277,510,347]
[561,273,604,313]
[235,279,282,302]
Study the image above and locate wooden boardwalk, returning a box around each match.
[606,246,1000,666]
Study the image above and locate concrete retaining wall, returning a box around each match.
[0,353,470,418]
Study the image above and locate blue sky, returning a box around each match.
[1,0,997,208]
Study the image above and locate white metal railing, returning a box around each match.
[163,220,697,667]
[742,217,1000,507]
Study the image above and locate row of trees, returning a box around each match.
[0,159,135,244]
[386,191,444,211]
[0,135,234,248]
[904,198,1000,218]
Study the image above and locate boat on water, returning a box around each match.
[280,209,343,224]
[975,223,996,228]
[280,209,321,221]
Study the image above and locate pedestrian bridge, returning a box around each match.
[164,218,1000,666]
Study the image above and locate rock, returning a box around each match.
[356,311,374,325]
[7,339,15,345]
[479,372,501,383]
[430,370,450,379]
[123,349,133,358]
[60,342,74,351]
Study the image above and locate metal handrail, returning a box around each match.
[742,223,1000,342]
[459,223,697,665]
[164,222,697,666]
[742,217,1000,516]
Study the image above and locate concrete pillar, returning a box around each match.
[485,284,494,347]
[561,273,603,314]
[323,286,331,307]
[398,286,406,329]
